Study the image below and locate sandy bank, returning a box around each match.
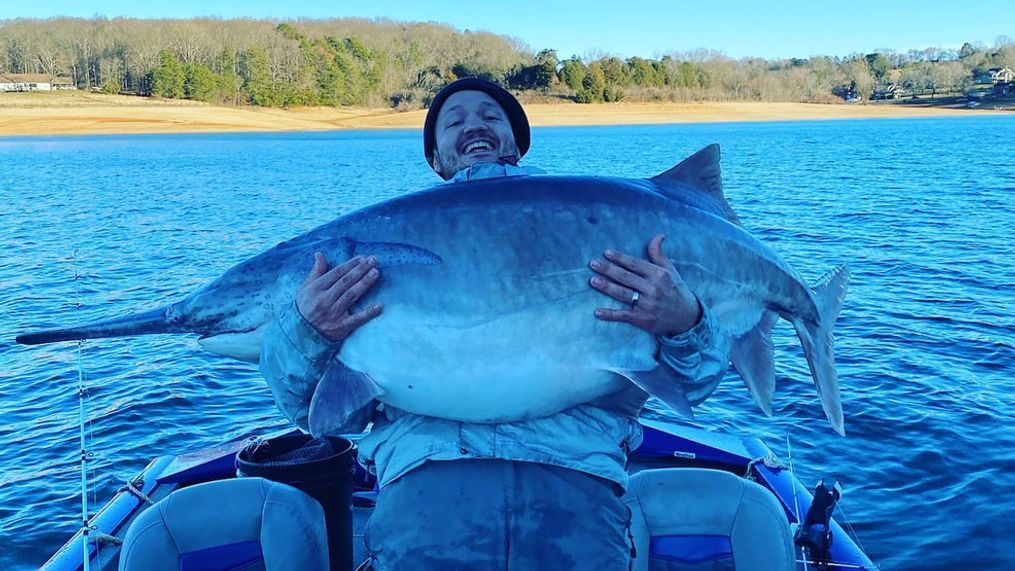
[0,91,1009,137]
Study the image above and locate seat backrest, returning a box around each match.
[119,477,328,571]
[623,468,794,571]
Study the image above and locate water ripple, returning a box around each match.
[2,119,1014,570]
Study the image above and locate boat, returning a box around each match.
[41,419,878,570]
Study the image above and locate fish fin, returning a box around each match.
[350,239,443,267]
[609,366,694,418]
[650,144,740,225]
[730,310,779,416]
[196,325,268,363]
[793,264,850,436]
[308,360,383,437]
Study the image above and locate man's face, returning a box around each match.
[432,90,519,179]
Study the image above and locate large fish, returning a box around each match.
[16,145,849,435]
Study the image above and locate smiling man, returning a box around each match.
[261,77,730,570]
[425,78,528,180]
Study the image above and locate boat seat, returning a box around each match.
[119,477,328,571]
[623,468,794,571]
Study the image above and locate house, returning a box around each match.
[872,83,905,100]
[979,67,1014,84]
[0,73,75,92]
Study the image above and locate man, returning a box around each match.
[261,77,730,570]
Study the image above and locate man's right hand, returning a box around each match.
[296,252,384,343]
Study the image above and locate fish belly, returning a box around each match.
[340,293,653,422]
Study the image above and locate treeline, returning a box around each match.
[0,17,528,107]
[1,17,1013,107]
[546,41,1014,104]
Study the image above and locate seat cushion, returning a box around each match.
[624,468,794,571]
[119,477,328,571]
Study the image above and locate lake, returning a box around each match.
[1,116,1013,570]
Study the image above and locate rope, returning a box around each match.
[90,530,123,546]
[743,452,787,479]
[119,478,156,506]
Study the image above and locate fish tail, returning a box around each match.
[15,306,180,346]
[793,264,850,435]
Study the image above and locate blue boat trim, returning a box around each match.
[44,455,175,571]
[637,418,754,466]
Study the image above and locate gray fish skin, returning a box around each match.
[16,145,848,435]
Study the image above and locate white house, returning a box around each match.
[979,67,1014,84]
[0,73,75,92]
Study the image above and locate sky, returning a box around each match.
[3,1,1013,60]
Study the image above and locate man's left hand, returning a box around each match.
[589,234,702,337]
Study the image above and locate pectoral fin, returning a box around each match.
[730,310,778,416]
[308,360,383,437]
[609,366,694,418]
[351,239,443,267]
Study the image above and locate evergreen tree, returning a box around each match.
[239,47,277,106]
[577,64,606,103]
[151,50,185,98]
[184,62,218,101]
[214,49,242,105]
[559,56,586,90]
[865,53,890,83]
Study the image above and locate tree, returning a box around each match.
[239,47,277,106]
[864,53,890,83]
[451,61,500,82]
[533,49,558,89]
[930,61,966,95]
[214,48,242,104]
[559,56,585,90]
[627,56,662,87]
[151,49,185,98]
[576,63,606,103]
[598,56,627,85]
[845,58,874,100]
[603,84,624,102]
[184,62,218,101]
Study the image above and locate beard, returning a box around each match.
[433,142,521,180]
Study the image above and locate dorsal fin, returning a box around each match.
[650,144,741,225]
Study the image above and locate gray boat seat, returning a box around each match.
[119,477,328,571]
[623,468,794,571]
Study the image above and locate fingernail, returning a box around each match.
[367,257,378,266]
[595,309,604,318]
[368,269,378,278]
[589,260,600,270]
[605,249,615,257]
[591,277,603,287]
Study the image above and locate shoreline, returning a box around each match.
[1,92,1011,137]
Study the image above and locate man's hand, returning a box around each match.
[296,252,383,343]
[589,234,702,337]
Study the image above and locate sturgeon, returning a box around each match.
[16,145,849,435]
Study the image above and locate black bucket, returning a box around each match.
[236,433,355,571]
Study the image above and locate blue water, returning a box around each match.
[1,117,1013,570]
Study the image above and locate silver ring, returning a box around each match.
[630,291,640,306]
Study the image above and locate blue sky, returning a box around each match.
[5,1,1013,59]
